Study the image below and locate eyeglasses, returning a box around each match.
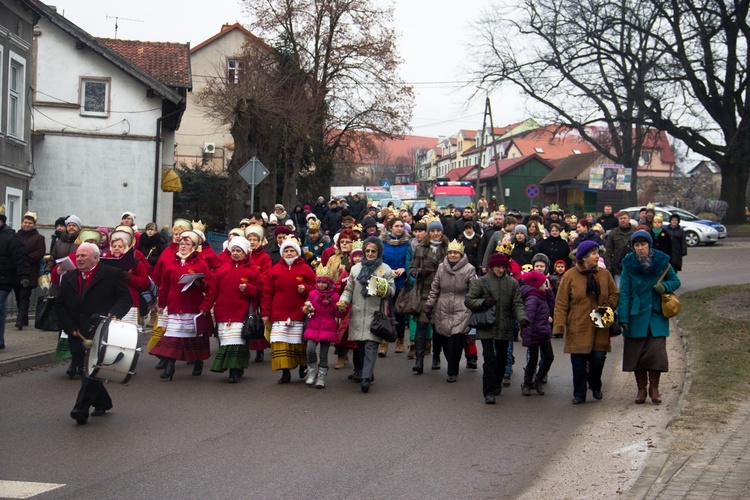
[364,249,378,255]
[339,240,352,244]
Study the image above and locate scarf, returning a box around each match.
[357,255,383,298]
[429,240,441,254]
[315,279,335,305]
[463,231,476,240]
[636,250,654,270]
[581,266,600,302]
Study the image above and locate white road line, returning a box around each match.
[0,480,65,499]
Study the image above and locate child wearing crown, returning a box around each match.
[302,266,345,388]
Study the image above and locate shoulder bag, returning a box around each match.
[370,300,397,342]
[241,304,265,340]
[468,277,497,329]
[656,264,681,318]
[394,280,421,315]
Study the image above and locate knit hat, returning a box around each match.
[631,229,653,246]
[96,226,110,238]
[65,215,82,229]
[269,214,278,225]
[487,253,511,269]
[514,224,528,236]
[575,240,601,260]
[55,216,67,227]
[362,215,378,231]
[362,236,384,259]
[274,204,285,212]
[523,271,546,289]
[426,218,443,233]
[279,236,301,256]
[244,225,265,242]
[121,211,135,221]
[531,253,550,272]
[274,225,294,237]
[228,236,251,255]
[554,259,568,271]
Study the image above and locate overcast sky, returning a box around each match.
[47,0,528,138]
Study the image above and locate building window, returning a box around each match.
[8,52,26,139]
[80,78,110,117]
[228,59,241,84]
[641,151,652,164]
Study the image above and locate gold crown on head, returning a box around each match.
[352,223,363,232]
[646,202,655,210]
[191,220,206,233]
[560,230,569,240]
[496,239,513,255]
[421,213,440,226]
[549,203,560,212]
[23,211,37,221]
[447,239,464,254]
[282,234,301,245]
[499,204,506,211]
[351,240,364,252]
[308,219,321,230]
[569,215,578,224]
[316,265,333,278]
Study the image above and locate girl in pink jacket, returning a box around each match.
[302,266,344,388]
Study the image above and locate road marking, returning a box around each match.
[0,480,65,498]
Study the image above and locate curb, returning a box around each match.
[0,352,58,376]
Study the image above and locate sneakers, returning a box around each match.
[484,394,496,404]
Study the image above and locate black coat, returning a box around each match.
[664,225,687,271]
[17,228,45,285]
[55,264,132,353]
[537,235,571,269]
[0,225,29,289]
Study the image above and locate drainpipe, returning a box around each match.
[153,107,185,222]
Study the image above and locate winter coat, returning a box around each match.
[510,239,535,267]
[153,241,178,287]
[158,251,212,314]
[596,213,618,232]
[261,257,316,323]
[16,228,45,286]
[571,229,602,249]
[264,242,282,265]
[458,232,481,272]
[326,250,351,283]
[617,249,680,339]
[137,231,167,268]
[464,271,527,341]
[537,235,571,270]
[664,224,687,271]
[303,234,330,260]
[251,247,273,277]
[553,263,618,354]
[313,201,328,222]
[604,225,635,275]
[0,226,29,290]
[45,231,79,275]
[424,254,476,337]
[408,236,449,323]
[381,232,410,290]
[201,256,262,323]
[323,206,343,234]
[650,228,673,261]
[481,229,514,268]
[303,289,343,343]
[340,261,395,342]
[520,285,554,346]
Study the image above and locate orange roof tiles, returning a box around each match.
[99,38,191,88]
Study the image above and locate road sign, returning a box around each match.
[525,184,540,199]
[238,157,270,212]
[238,157,269,186]
[381,180,391,189]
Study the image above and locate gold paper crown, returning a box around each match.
[646,203,655,210]
[351,240,364,252]
[560,230,569,240]
[569,215,578,224]
[191,220,206,233]
[23,211,37,221]
[496,239,513,255]
[521,263,533,273]
[499,204,506,211]
[282,234,301,245]
[316,265,333,278]
[421,213,441,227]
[400,201,411,210]
[447,239,464,254]
[308,219,321,230]
[549,203,560,213]
[352,223,363,232]
[0,204,5,215]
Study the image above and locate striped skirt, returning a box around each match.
[55,331,72,361]
[211,324,250,372]
[270,321,306,371]
[150,313,210,362]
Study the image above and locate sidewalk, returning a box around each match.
[2,322,749,498]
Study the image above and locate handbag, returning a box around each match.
[656,264,681,318]
[35,294,59,331]
[394,281,421,315]
[241,306,265,340]
[139,278,159,316]
[370,300,397,342]
[469,277,497,329]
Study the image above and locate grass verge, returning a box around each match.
[726,224,750,237]
[667,283,750,453]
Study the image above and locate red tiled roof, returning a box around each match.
[99,38,191,88]
[463,154,555,181]
[458,129,477,140]
[445,165,477,181]
[190,23,270,54]
[644,130,675,163]
[510,126,596,159]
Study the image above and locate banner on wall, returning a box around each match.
[589,164,632,191]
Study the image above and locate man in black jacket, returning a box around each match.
[0,214,29,349]
[322,200,342,235]
[57,243,131,424]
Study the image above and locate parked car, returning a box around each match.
[621,205,727,247]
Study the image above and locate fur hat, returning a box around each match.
[65,215,82,229]
[487,253,511,269]
[228,236,251,255]
[575,240,601,260]
[631,229,653,246]
[523,271,546,289]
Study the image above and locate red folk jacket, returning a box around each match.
[158,251,212,314]
[261,257,315,323]
[201,257,262,323]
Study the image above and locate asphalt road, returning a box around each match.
[1,240,747,499]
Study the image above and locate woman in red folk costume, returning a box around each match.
[191,220,223,271]
[103,230,150,328]
[245,224,273,361]
[202,237,262,384]
[217,227,245,267]
[151,230,213,381]
[261,235,316,384]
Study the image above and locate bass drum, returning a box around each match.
[85,317,141,383]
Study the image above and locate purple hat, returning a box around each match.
[488,253,511,269]
[576,240,601,260]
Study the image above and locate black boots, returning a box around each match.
[278,368,291,384]
[160,359,175,381]
[254,350,264,362]
[155,357,167,370]
[413,331,426,374]
[192,361,204,376]
[228,368,243,384]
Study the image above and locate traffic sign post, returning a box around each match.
[525,184,540,212]
[238,156,269,212]
[381,180,391,189]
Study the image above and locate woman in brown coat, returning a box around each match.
[553,240,618,404]
[15,212,46,329]
[424,240,476,382]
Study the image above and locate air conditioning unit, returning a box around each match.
[203,143,216,154]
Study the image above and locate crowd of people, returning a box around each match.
[12,198,686,423]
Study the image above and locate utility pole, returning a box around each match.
[478,97,505,205]
[105,14,144,39]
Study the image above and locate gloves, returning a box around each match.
[418,268,431,278]
[482,297,497,308]
[20,278,29,288]
[519,319,530,329]
[653,283,666,294]
[619,322,629,331]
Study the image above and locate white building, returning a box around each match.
[26,0,190,233]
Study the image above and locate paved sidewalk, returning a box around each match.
[2,322,750,498]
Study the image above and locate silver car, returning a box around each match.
[621,206,726,247]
